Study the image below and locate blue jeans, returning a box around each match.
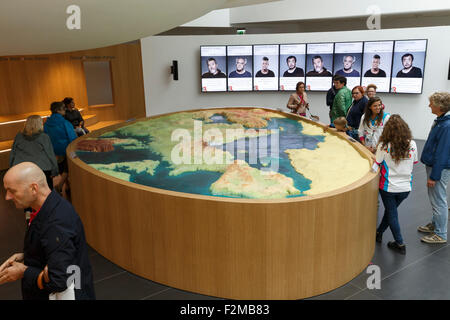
[377,189,410,245]
[426,166,449,240]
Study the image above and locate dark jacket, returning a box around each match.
[346,96,368,129]
[326,86,337,109]
[306,68,332,77]
[420,112,450,181]
[396,66,422,78]
[201,70,226,78]
[44,113,77,156]
[22,190,95,300]
[9,132,59,177]
[64,109,84,128]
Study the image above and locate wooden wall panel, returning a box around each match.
[0,42,145,121]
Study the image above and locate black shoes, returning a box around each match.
[376,231,382,243]
[387,241,406,255]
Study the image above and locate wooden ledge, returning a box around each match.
[0,108,85,126]
[88,104,114,109]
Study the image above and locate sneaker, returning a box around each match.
[417,223,435,233]
[421,233,447,244]
[376,231,382,243]
[387,241,406,254]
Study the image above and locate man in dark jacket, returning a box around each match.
[418,92,450,244]
[326,75,339,123]
[0,162,95,299]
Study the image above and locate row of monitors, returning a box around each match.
[200,39,427,94]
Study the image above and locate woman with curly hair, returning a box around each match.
[374,115,418,254]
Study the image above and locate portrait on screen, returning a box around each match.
[282,55,305,77]
[229,57,252,78]
[201,57,227,78]
[255,56,276,77]
[306,55,332,77]
[334,55,361,77]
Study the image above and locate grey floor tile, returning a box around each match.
[425,245,450,264]
[94,272,168,300]
[350,225,448,290]
[147,288,222,300]
[349,267,379,291]
[306,282,361,300]
[346,289,383,300]
[90,253,125,283]
[87,245,99,257]
[369,256,450,300]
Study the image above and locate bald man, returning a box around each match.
[0,162,95,300]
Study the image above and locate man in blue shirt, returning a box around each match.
[229,57,252,78]
[335,55,360,77]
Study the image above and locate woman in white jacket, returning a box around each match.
[358,96,390,153]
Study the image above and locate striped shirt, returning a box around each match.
[375,140,418,192]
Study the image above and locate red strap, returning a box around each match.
[29,207,42,226]
[298,94,305,104]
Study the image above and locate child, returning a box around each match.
[333,117,359,140]
[374,115,418,254]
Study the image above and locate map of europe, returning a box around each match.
[75,108,370,199]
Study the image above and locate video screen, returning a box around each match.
[361,41,394,93]
[227,46,253,92]
[199,38,427,94]
[305,43,334,91]
[333,42,363,91]
[253,45,279,91]
[279,44,306,91]
[390,39,427,93]
[200,46,227,92]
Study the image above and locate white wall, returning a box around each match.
[229,0,450,24]
[141,26,450,140]
[182,9,230,27]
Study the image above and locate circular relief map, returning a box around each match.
[75,108,369,199]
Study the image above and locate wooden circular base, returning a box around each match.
[67,108,379,299]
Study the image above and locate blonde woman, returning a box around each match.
[10,115,59,221]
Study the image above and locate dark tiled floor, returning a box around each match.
[0,140,449,300]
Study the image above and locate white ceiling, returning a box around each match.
[0,0,278,56]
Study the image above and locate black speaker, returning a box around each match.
[171,60,178,81]
[448,58,450,80]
